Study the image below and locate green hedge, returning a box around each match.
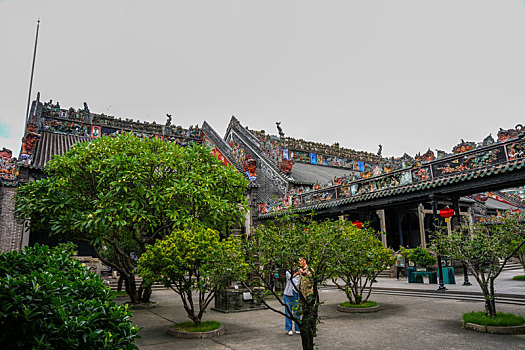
[0,244,140,349]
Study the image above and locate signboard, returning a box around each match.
[310,153,317,165]
[282,148,289,160]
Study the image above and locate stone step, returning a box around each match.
[104,278,167,291]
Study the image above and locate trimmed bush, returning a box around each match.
[402,247,437,268]
[0,244,140,349]
[463,311,525,327]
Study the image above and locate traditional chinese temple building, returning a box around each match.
[1,94,524,253]
[0,94,203,253]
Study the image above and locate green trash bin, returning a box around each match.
[439,267,455,284]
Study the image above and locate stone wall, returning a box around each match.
[0,186,24,253]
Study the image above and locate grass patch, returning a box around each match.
[512,275,525,281]
[340,300,378,308]
[112,291,128,296]
[463,312,525,327]
[172,321,221,332]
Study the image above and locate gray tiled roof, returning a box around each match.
[290,162,356,185]
[29,132,92,169]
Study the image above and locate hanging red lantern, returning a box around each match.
[439,207,455,223]
[352,220,363,229]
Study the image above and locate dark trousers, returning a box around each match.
[396,266,405,279]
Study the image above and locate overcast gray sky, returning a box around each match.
[1,0,524,157]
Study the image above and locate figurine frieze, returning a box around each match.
[497,124,524,142]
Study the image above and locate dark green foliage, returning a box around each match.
[16,133,248,304]
[512,275,525,281]
[430,214,525,317]
[401,246,437,268]
[463,311,524,327]
[0,244,140,349]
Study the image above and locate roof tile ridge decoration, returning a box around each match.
[19,96,205,169]
[224,116,261,148]
[227,119,297,183]
[246,127,381,162]
[257,132,525,217]
[0,147,18,185]
[201,121,243,173]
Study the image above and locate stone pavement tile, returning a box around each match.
[132,287,525,349]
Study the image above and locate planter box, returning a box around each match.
[336,304,381,313]
[168,324,224,338]
[465,322,525,334]
[212,288,267,313]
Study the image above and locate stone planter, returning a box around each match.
[337,303,381,313]
[212,288,267,313]
[168,324,225,339]
[464,322,525,334]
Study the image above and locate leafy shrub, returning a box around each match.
[0,243,140,349]
[137,226,246,326]
[402,247,437,268]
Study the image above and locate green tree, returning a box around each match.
[15,133,248,303]
[243,213,343,350]
[430,213,525,317]
[136,226,247,325]
[401,246,437,268]
[0,243,140,349]
[332,224,395,305]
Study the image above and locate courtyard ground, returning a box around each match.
[131,269,525,349]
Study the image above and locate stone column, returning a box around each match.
[376,209,387,247]
[244,209,252,236]
[417,204,426,249]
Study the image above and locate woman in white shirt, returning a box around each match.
[283,269,301,335]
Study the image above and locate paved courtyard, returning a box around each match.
[132,271,525,350]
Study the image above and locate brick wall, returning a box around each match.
[0,186,24,253]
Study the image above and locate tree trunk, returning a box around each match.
[486,278,497,317]
[299,299,318,350]
[299,307,316,350]
[117,275,124,292]
[139,284,152,303]
[300,331,315,350]
[123,273,139,304]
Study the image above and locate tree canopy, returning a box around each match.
[16,133,249,302]
[136,226,247,325]
[243,213,344,350]
[332,225,395,305]
[430,213,525,317]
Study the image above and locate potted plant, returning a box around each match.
[401,247,437,270]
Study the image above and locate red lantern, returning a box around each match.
[352,220,363,229]
[439,207,455,223]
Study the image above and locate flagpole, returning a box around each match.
[25,19,40,124]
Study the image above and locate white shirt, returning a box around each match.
[283,270,301,296]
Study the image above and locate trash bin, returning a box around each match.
[439,267,455,284]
